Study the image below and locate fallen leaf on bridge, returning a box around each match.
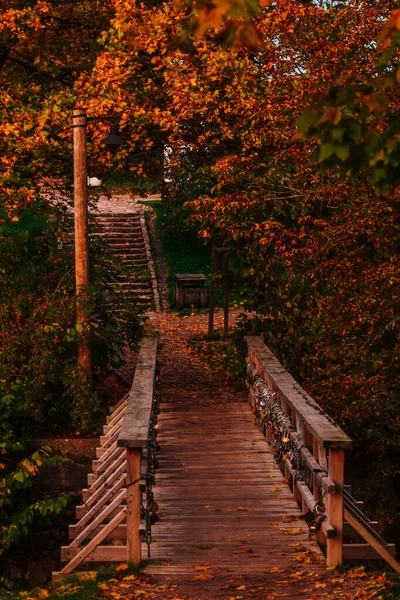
[237,506,248,511]
[269,568,285,573]
[280,527,303,535]
[194,573,214,581]
[291,550,324,564]
[204,504,217,511]
[194,565,211,571]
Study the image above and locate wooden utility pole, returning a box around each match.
[73,107,92,388]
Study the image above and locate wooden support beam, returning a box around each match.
[106,398,128,425]
[60,507,126,575]
[126,448,142,565]
[344,509,400,573]
[326,449,344,567]
[58,544,127,564]
[70,488,126,549]
[343,543,397,561]
[74,473,126,528]
[69,524,126,540]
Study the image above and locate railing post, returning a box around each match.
[126,447,141,564]
[327,448,344,567]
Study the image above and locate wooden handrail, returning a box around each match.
[118,336,159,448]
[245,336,351,450]
[117,336,158,564]
[245,336,351,567]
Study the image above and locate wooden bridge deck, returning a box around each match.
[146,384,324,574]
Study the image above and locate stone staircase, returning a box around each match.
[91,211,159,311]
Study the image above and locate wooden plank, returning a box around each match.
[93,444,124,473]
[343,543,397,561]
[60,508,126,574]
[69,524,126,540]
[118,337,158,448]
[105,398,128,426]
[84,462,126,509]
[343,521,378,537]
[84,451,125,497]
[61,539,127,563]
[344,509,400,573]
[74,474,126,528]
[70,488,126,549]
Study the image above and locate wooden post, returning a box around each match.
[208,243,216,338]
[73,107,92,388]
[326,448,344,566]
[126,448,141,564]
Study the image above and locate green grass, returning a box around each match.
[140,201,214,305]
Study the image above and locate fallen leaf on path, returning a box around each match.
[204,504,217,511]
[194,565,211,571]
[289,542,303,547]
[280,527,303,535]
[236,585,246,590]
[269,568,285,573]
[78,572,97,581]
[290,570,307,579]
[194,573,214,581]
[315,582,327,588]
[291,550,324,564]
[347,567,367,578]
[237,506,248,511]
[281,514,301,522]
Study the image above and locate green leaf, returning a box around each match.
[296,108,318,134]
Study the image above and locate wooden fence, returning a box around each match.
[245,336,398,569]
[53,336,159,581]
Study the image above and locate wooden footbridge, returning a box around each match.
[53,334,399,580]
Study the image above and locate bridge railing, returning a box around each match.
[245,336,352,567]
[118,336,159,564]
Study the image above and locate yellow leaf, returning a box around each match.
[204,504,217,511]
[237,506,248,511]
[269,567,284,573]
[236,585,246,590]
[123,575,137,581]
[116,563,128,571]
[315,582,327,588]
[194,573,214,581]
[280,527,303,535]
